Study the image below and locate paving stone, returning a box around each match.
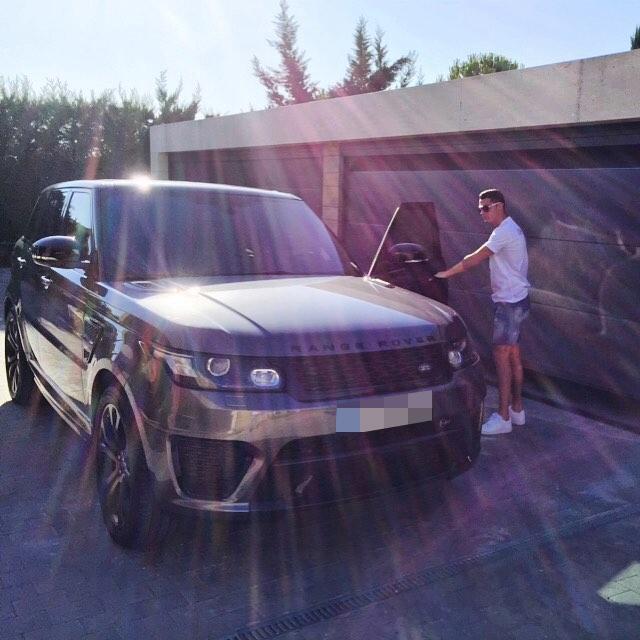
[116,612,185,640]
[506,622,554,640]
[0,564,46,589]
[79,610,123,635]
[117,592,189,622]
[82,627,124,640]
[46,596,107,626]
[0,598,17,619]
[143,575,185,598]
[24,618,86,640]
[3,615,44,637]
[170,606,252,640]
[94,582,156,607]
[11,590,75,617]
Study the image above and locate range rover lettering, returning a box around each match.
[4,180,485,549]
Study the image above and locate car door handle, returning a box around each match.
[40,275,52,290]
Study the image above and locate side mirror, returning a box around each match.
[32,236,80,268]
[388,242,429,265]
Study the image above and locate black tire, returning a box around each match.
[4,308,36,405]
[94,385,171,550]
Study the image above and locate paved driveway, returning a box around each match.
[2,271,640,640]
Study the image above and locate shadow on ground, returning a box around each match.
[2,321,640,638]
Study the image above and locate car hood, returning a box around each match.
[105,275,457,356]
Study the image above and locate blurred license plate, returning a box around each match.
[336,390,433,433]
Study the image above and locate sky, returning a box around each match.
[1,0,638,116]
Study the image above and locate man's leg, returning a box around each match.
[509,345,524,412]
[493,345,512,420]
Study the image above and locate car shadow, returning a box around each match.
[1,386,453,608]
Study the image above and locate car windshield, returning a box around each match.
[98,188,358,280]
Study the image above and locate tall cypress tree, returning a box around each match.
[342,18,374,94]
[330,21,417,97]
[631,26,640,50]
[369,27,416,92]
[252,0,316,106]
[154,71,200,124]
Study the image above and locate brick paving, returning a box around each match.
[2,269,640,639]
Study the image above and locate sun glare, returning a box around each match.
[129,174,152,191]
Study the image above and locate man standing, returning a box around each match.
[435,189,530,435]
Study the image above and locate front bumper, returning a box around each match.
[139,360,485,513]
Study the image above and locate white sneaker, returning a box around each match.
[510,406,526,426]
[481,412,512,435]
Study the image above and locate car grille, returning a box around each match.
[275,419,452,465]
[170,436,255,501]
[283,344,451,402]
[255,421,471,506]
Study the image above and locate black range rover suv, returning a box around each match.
[4,180,485,548]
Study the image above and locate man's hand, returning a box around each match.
[433,246,493,280]
[435,263,464,279]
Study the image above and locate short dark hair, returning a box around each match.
[479,189,505,205]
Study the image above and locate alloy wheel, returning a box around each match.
[5,313,22,399]
[97,403,132,530]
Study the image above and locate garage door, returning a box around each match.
[344,166,640,398]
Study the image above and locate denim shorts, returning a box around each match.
[492,296,530,345]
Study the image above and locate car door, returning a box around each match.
[36,189,95,416]
[368,202,448,303]
[19,189,70,368]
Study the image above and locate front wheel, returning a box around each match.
[4,308,36,405]
[94,386,171,549]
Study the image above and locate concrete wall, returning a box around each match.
[151,50,640,158]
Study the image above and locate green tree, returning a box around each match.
[99,89,155,177]
[342,17,374,94]
[447,53,521,79]
[0,70,210,252]
[331,19,417,97]
[252,0,316,106]
[154,70,200,123]
[369,27,417,91]
[631,26,640,49]
[0,78,159,248]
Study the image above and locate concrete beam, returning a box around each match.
[150,151,169,179]
[151,50,640,154]
[321,143,343,236]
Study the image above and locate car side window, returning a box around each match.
[25,194,48,242]
[63,191,93,259]
[27,189,70,243]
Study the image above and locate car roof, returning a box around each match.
[46,179,300,200]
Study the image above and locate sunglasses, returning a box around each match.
[478,202,501,212]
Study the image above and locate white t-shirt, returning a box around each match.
[484,217,530,303]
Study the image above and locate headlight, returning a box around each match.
[207,357,231,377]
[447,341,466,368]
[151,346,215,389]
[148,345,284,391]
[249,368,281,388]
[445,316,478,370]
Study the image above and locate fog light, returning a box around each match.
[207,357,231,377]
[448,349,463,368]
[250,368,281,388]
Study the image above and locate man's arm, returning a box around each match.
[434,245,493,279]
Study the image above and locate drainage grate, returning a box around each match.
[219,503,640,640]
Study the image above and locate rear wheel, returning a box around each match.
[94,386,171,549]
[4,308,36,405]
